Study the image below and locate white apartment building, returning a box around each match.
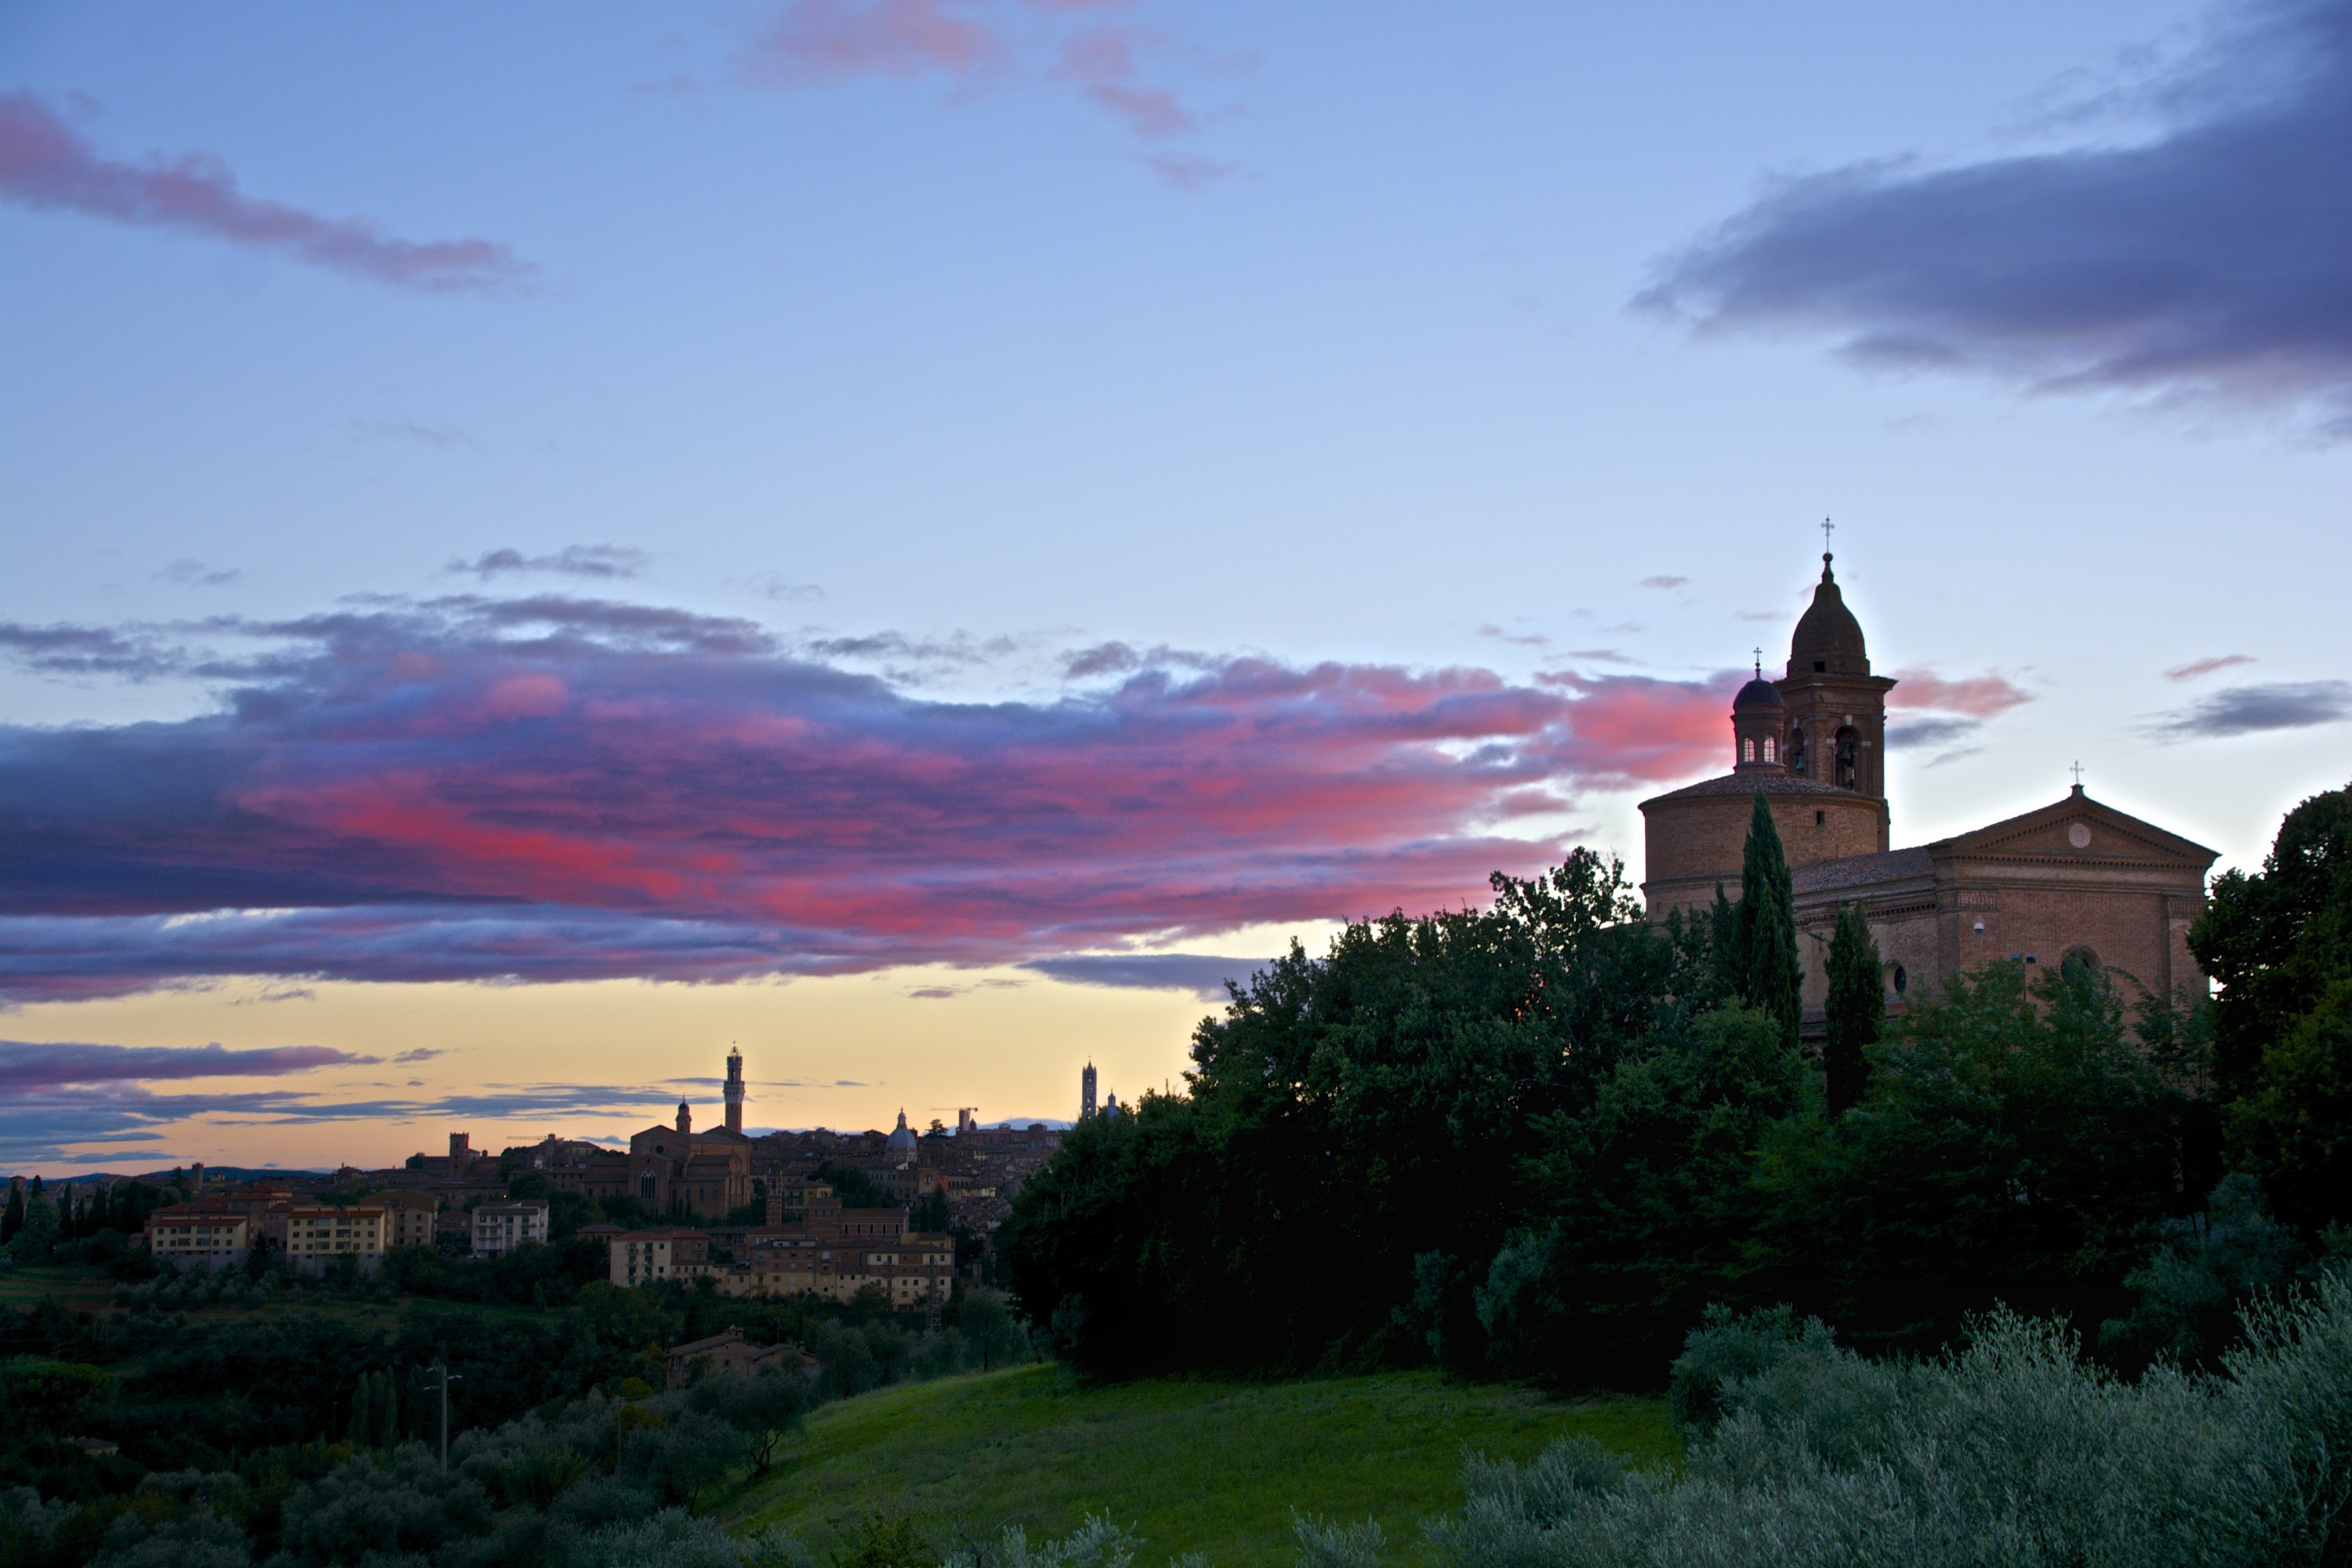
[142,1206,253,1272]
[608,1229,710,1287]
[470,1199,551,1258]
[284,1204,388,1275]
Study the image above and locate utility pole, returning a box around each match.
[432,1365,463,1471]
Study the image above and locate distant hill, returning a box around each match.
[42,1167,325,1187]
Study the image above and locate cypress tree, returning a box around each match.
[1708,881,1740,1000]
[1824,900,1884,1113]
[2,1185,22,1246]
[348,1372,378,1447]
[372,1371,399,1450]
[1739,790,1805,1047]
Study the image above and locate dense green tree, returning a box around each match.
[0,1359,118,1426]
[2225,978,2352,1228]
[1751,960,2191,1352]
[1004,848,1691,1377]
[810,1161,896,1210]
[347,1370,378,1447]
[910,1188,949,1233]
[1737,793,1804,1047]
[9,1194,60,1261]
[1475,1007,1809,1384]
[2191,781,2352,1097]
[1822,902,1883,1114]
[2,1183,23,1245]
[2189,782,2352,1227]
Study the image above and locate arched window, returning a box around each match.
[1788,727,1806,774]
[1892,964,1907,995]
[2060,948,2100,984]
[1763,736,1777,762]
[1835,725,1859,789]
[1743,738,1755,762]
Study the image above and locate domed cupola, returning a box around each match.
[1788,554,1870,678]
[1732,657,1787,772]
[886,1109,918,1156]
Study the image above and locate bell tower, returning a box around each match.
[724,1046,746,1134]
[1777,551,1896,842]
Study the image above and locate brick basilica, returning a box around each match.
[1639,552,2217,1025]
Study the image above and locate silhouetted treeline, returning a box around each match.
[1004,782,2352,1386]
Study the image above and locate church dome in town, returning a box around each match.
[1790,554,1868,675]
[886,1109,917,1154]
[1733,673,1784,710]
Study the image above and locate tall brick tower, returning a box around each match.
[1080,1062,1098,1121]
[1777,552,1896,828]
[724,1047,746,1134]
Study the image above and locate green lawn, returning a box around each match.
[728,1365,1675,1568]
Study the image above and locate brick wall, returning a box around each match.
[1645,789,1886,911]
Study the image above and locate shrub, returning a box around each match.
[1418,1267,2352,1568]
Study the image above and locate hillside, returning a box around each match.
[727,1364,1675,1568]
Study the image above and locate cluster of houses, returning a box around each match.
[108,1058,1073,1306]
[589,1179,956,1305]
[138,1171,550,1276]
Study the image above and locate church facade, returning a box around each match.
[1639,554,2218,1023]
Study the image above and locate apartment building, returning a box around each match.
[284,1204,389,1275]
[377,1189,441,1250]
[608,1229,710,1287]
[142,1203,253,1272]
[470,1200,550,1258]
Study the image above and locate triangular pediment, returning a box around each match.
[1933,791,2217,867]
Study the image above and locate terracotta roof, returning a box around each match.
[1641,772,1860,808]
[1791,846,1934,895]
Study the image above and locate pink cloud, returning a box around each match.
[0,93,530,293]
[732,0,1221,180]
[0,602,1739,1000]
[1056,26,1192,140]
[1886,667,2034,719]
[736,0,1004,84]
[2164,654,2256,682]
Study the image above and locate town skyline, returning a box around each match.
[6,0,2349,1174]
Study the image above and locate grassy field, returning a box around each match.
[0,1261,120,1313]
[728,1365,1675,1568]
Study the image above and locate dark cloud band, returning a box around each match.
[1643,0,2352,428]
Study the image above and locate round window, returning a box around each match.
[2067,822,2092,849]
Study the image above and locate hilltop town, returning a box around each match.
[6,1050,1105,1310]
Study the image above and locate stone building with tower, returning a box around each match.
[546,1048,754,1218]
[1639,553,2218,1024]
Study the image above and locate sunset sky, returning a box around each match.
[3,0,2347,1174]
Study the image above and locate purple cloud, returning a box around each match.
[0,595,1746,1002]
[1642,0,2352,428]
[0,92,532,293]
[1022,952,1271,1000]
[448,546,648,581]
[0,1040,372,1092]
[2147,679,2352,739]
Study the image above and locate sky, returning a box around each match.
[2,0,2347,1175]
